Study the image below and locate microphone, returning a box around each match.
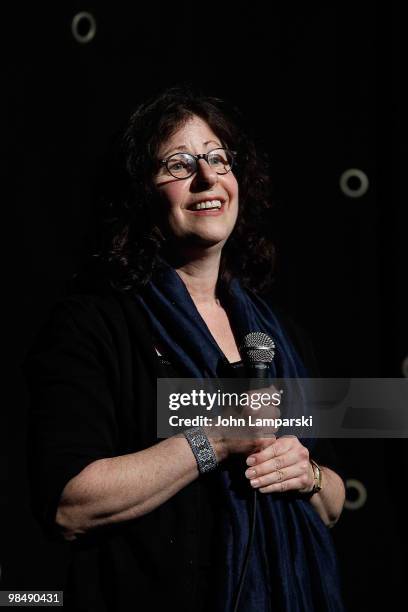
[239,332,276,380]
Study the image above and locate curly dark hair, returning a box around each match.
[74,85,276,295]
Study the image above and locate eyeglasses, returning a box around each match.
[160,148,236,180]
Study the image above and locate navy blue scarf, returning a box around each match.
[135,264,345,612]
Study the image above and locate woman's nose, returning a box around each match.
[194,158,218,188]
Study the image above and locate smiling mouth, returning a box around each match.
[186,199,225,212]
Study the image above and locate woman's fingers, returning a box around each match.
[244,450,303,478]
[246,435,307,466]
[244,436,314,493]
[257,475,312,494]
[245,459,304,484]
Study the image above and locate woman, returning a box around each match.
[23,86,346,611]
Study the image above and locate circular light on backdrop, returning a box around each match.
[71,12,97,44]
[344,478,367,510]
[339,168,369,198]
[402,356,408,378]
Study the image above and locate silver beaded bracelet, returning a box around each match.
[183,426,218,474]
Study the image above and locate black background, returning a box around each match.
[4,3,407,610]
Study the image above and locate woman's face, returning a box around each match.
[152,115,239,251]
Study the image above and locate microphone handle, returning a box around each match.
[249,363,269,378]
[247,363,270,390]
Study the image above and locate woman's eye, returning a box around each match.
[209,155,223,166]
[168,162,184,171]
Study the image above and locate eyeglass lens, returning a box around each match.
[166,149,233,178]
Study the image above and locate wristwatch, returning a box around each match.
[309,459,323,494]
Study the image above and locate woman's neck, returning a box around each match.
[175,250,221,307]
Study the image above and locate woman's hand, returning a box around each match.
[244,435,315,494]
[205,384,281,459]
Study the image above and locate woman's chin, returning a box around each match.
[186,232,229,249]
[166,228,229,247]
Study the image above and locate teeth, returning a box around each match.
[191,200,222,211]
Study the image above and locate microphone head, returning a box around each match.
[240,332,276,364]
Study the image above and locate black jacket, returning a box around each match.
[22,289,344,612]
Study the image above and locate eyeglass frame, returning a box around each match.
[159,147,237,180]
